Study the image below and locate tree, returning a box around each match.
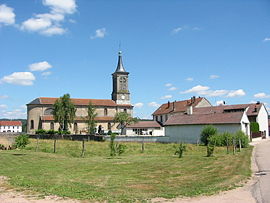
[113,112,138,135]
[200,125,217,145]
[87,102,97,135]
[53,94,76,131]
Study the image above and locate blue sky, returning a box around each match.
[0,0,270,119]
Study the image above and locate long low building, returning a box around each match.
[125,121,164,136]
[0,121,22,133]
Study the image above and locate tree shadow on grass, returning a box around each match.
[12,153,27,156]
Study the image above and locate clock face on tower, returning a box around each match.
[119,76,127,90]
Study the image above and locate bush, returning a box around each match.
[35,129,46,135]
[235,131,249,148]
[14,134,30,149]
[200,125,218,145]
[207,144,215,157]
[109,133,126,156]
[250,122,260,133]
[174,142,187,158]
[0,144,5,150]
[47,129,56,135]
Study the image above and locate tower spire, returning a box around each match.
[115,51,126,73]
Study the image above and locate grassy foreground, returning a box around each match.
[0,139,252,202]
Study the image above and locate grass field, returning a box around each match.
[0,139,252,202]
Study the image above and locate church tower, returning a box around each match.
[112,51,131,105]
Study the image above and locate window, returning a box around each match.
[124,109,127,113]
[50,122,54,130]
[30,120,34,129]
[160,116,163,123]
[108,122,112,131]
[104,108,108,116]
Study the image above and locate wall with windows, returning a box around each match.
[0,125,22,133]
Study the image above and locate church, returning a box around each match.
[26,51,133,134]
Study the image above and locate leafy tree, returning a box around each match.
[200,125,218,145]
[174,142,186,158]
[113,112,138,135]
[250,122,260,133]
[53,94,76,131]
[87,102,97,135]
[14,134,30,149]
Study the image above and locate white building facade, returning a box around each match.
[0,121,22,133]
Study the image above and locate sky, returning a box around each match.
[0,0,270,119]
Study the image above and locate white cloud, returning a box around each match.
[264,38,270,42]
[0,109,26,119]
[148,102,160,108]
[0,104,7,109]
[29,61,52,71]
[227,89,246,97]
[165,83,172,87]
[181,85,210,94]
[0,4,15,25]
[186,77,194,82]
[20,0,76,36]
[43,0,77,14]
[209,75,219,79]
[1,72,36,86]
[42,71,52,77]
[168,87,177,91]
[200,90,229,97]
[171,27,182,34]
[90,28,106,39]
[161,95,173,100]
[40,26,66,36]
[0,95,8,99]
[216,100,225,106]
[254,92,270,99]
[21,17,52,31]
[134,102,144,108]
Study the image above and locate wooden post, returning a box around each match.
[35,135,39,152]
[141,139,145,153]
[53,136,57,153]
[81,139,85,157]
[233,138,236,155]
[226,137,229,154]
[239,138,242,152]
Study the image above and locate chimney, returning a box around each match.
[254,106,258,112]
[173,101,175,111]
[187,105,193,115]
[167,101,170,108]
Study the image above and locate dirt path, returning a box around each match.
[0,141,264,203]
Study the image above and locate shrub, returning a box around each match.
[35,129,46,135]
[109,133,126,156]
[47,129,56,135]
[174,142,186,158]
[200,125,218,145]
[115,143,127,155]
[250,122,260,133]
[235,130,249,148]
[206,144,215,157]
[0,144,5,150]
[14,134,30,149]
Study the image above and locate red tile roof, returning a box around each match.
[164,112,244,126]
[126,121,162,128]
[40,115,114,122]
[0,121,22,126]
[29,97,132,107]
[193,103,263,116]
[152,97,205,116]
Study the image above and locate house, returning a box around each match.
[164,110,250,143]
[152,96,212,125]
[27,51,133,134]
[125,121,164,136]
[0,121,22,133]
[193,102,269,139]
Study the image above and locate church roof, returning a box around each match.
[28,97,132,107]
[152,97,205,116]
[114,51,127,73]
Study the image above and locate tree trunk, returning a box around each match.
[81,139,85,157]
[53,136,57,153]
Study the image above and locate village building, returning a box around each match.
[125,121,164,136]
[27,51,133,134]
[152,97,212,125]
[0,121,22,133]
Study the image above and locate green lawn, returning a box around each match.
[0,139,252,202]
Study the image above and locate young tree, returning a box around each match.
[53,94,76,131]
[200,125,217,145]
[113,112,138,135]
[87,102,97,135]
